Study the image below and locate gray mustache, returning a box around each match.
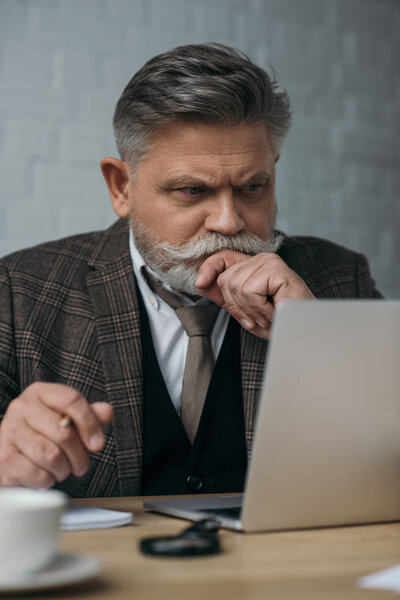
[158,231,283,262]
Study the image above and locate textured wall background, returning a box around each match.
[0,0,399,297]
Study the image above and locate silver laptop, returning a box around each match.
[144,300,400,532]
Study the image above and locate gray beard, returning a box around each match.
[130,215,284,296]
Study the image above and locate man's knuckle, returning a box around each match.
[44,444,62,467]
[56,470,70,483]
[5,399,22,420]
[217,273,226,287]
[37,469,55,489]
[26,381,39,393]
[56,462,72,482]
[35,438,52,461]
[27,381,45,396]
[63,390,79,406]
[63,387,84,410]
[58,426,73,445]
[262,253,280,267]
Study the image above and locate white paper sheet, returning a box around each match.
[358,564,400,593]
[60,502,133,531]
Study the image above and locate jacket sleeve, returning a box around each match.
[0,263,20,417]
[356,253,384,299]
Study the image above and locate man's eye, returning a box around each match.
[245,184,262,193]
[181,187,203,195]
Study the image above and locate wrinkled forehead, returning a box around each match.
[137,120,276,181]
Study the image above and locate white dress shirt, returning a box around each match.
[129,229,230,414]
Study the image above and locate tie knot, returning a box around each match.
[175,305,220,337]
[142,267,220,338]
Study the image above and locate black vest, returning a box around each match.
[138,290,247,495]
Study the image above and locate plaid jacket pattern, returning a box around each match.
[0,219,382,497]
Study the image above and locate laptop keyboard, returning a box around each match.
[197,506,242,520]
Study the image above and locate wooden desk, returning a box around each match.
[56,496,400,599]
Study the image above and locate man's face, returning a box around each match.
[104,119,280,293]
[128,119,277,246]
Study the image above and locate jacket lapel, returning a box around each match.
[86,220,144,495]
[240,328,268,459]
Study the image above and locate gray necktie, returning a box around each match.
[143,269,220,443]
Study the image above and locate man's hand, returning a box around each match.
[195,250,315,340]
[0,383,113,488]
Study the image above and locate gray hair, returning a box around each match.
[113,43,292,169]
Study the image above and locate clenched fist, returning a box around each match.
[0,382,113,488]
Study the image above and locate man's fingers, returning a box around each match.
[9,422,72,482]
[19,400,91,477]
[196,250,313,342]
[248,321,272,340]
[33,383,106,451]
[226,279,275,326]
[0,385,113,489]
[209,261,274,329]
[230,279,276,325]
[196,250,248,289]
[195,251,275,332]
[219,299,271,333]
[0,450,55,489]
[91,402,114,427]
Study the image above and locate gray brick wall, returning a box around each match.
[0,0,398,297]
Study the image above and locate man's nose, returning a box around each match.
[204,192,245,235]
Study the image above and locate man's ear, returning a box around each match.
[274,153,280,164]
[100,157,131,218]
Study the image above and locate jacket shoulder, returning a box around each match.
[277,233,380,298]
[1,230,103,277]
[279,234,361,265]
[0,219,128,280]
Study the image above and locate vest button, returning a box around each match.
[186,474,204,492]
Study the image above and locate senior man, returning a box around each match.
[0,44,381,497]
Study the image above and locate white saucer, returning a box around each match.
[0,554,102,593]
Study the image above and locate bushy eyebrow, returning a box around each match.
[238,172,271,186]
[162,176,214,189]
[162,171,271,190]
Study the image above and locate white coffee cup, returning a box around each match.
[0,487,67,576]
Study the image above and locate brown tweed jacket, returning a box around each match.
[0,219,382,497]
